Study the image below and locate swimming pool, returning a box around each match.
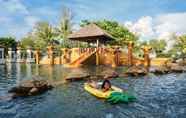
[0,64,186,118]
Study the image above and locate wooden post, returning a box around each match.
[114,47,120,66]
[96,39,99,65]
[35,49,40,64]
[142,46,152,72]
[59,50,62,64]
[61,48,70,64]
[112,48,117,67]
[71,48,80,62]
[61,48,65,64]
[47,45,54,65]
[127,41,134,66]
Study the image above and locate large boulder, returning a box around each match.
[8,78,53,98]
[183,67,186,72]
[175,59,186,66]
[125,66,148,76]
[65,73,90,82]
[150,66,169,74]
[166,63,185,73]
[88,71,119,80]
[103,71,119,79]
[89,75,104,80]
[97,69,119,79]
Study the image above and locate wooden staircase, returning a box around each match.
[64,49,97,67]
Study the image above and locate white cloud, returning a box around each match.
[0,0,30,39]
[0,0,29,15]
[0,15,41,40]
[0,0,57,40]
[125,16,155,40]
[124,12,186,50]
[155,12,186,37]
[124,12,186,40]
[24,16,41,27]
[157,32,177,50]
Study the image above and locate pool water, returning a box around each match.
[0,64,186,118]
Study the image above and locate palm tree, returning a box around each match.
[34,21,56,49]
[55,7,73,48]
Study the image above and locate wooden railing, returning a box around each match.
[68,48,97,66]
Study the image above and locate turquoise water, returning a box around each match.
[0,64,186,118]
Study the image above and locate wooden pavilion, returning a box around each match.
[68,23,115,47]
[68,23,116,66]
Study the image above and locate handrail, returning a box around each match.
[68,48,97,66]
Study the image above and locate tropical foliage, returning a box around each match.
[15,7,186,59]
[20,34,35,49]
[34,22,56,48]
[80,20,138,46]
[55,7,72,41]
[168,35,186,59]
[56,7,73,48]
[20,21,57,49]
[20,7,75,49]
[149,39,167,57]
[0,37,16,48]
[0,37,17,54]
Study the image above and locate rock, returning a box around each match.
[103,71,119,79]
[29,87,39,95]
[65,74,90,82]
[97,69,119,79]
[8,78,53,98]
[8,86,31,96]
[183,67,186,72]
[89,75,104,80]
[125,66,148,76]
[119,73,128,78]
[175,59,186,66]
[166,63,185,73]
[170,66,184,73]
[150,66,169,74]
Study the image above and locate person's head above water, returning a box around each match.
[101,79,111,91]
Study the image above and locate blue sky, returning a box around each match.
[0,0,186,40]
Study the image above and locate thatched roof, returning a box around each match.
[0,45,5,48]
[68,23,115,43]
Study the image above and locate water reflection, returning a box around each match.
[35,64,39,76]
[15,63,21,85]
[26,64,32,80]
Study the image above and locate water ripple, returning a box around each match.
[0,64,186,118]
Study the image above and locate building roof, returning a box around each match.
[0,45,5,48]
[68,23,115,43]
